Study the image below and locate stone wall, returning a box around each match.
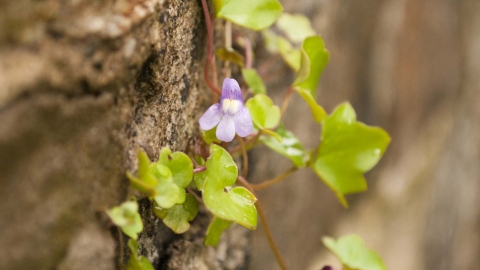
[0,0,248,269]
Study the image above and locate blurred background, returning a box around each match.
[249,0,480,269]
[1,0,478,269]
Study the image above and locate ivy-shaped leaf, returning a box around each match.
[158,148,193,189]
[202,144,257,229]
[149,163,184,208]
[312,103,390,207]
[217,0,283,31]
[259,125,308,167]
[127,150,157,196]
[242,68,267,95]
[127,149,191,209]
[205,217,233,246]
[153,194,199,234]
[294,36,329,93]
[106,200,143,240]
[216,47,245,67]
[126,239,154,270]
[293,49,311,85]
[276,13,316,43]
[212,0,223,14]
[277,37,301,72]
[293,36,329,122]
[297,89,326,123]
[136,150,150,180]
[322,235,387,270]
[245,94,280,130]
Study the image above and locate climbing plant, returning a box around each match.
[107,0,390,269]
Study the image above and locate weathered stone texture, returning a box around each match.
[0,0,248,269]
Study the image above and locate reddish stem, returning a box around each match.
[224,20,232,78]
[229,132,261,154]
[194,166,206,173]
[236,176,288,270]
[250,167,297,190]
[243,36,253,69]
[236,135,248,178]
[200,0,222,96]
[280,86,294,115]
[184,137,195,153]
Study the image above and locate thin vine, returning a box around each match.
[105,1,391,270]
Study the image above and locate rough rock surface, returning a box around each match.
[0,0,248,269]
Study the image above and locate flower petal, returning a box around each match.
[199,103,223,130]
[234,106,253,137]
[221,78,243,102]
[216,115,235,142]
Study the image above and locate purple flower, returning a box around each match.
[199,78,253,142]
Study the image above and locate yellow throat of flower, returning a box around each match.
[222,99,241,115]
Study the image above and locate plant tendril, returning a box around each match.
[237,176,288,270]
[280,86,294,116]
[200,0,222,96]
[194,166,206,173]
[251,166,297,190]
[236,135,249,178]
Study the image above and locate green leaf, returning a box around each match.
[277,37,301,72]
[212,0,223,14]
[127,149,186,208]
[127,150,157,196]
[276,13,316,43]
[242,68,266,95]
[158,148,193,189]
[136,258,155,270]
[127,253,155,270]
[216,47,245,67]
[245,94,280,130]
[194,156,205,166]
[322,235,387,270]
[127,172,156,196]
[312,103,390,207]
[106,200,143,240]
[126,239,154,270]
[294,36,329,96]
[293,49,311,85]
[202,144,257,229]
[150,163,185,208]
[293,36,329,122]
[200,126,221,145]
[296,88,327,122]
[128,238,139,255]
[153,194,199,234]
[193,170,207,191]
[205,217,232,246]
[137,150,150,179]
[259,125,308,167]
[217,0,283,31]
[261,129,282,142]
